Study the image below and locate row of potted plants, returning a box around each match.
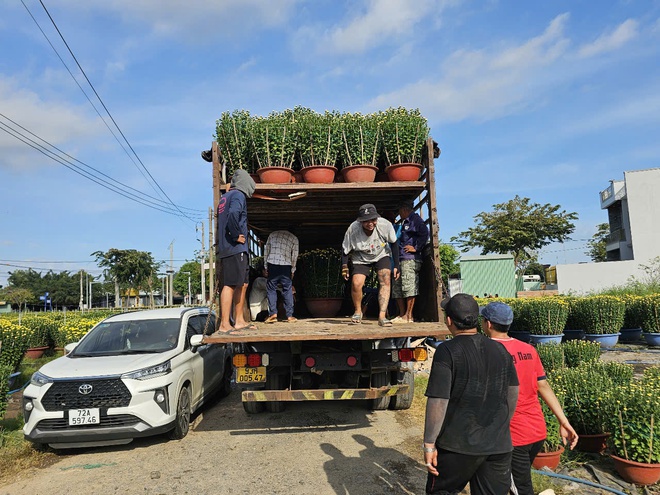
[215,107,430,183]
[478,295,660,347]
[535,342,660,485]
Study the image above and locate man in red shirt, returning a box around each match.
[480,301,579,495]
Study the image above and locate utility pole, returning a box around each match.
[208,206,215,305]
[79,270,84,311]
[198,222,206,304]
[167,240,175,306]
[182,271,191,304]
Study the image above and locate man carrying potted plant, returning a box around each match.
[341,204,400,326]
[481,301,579,495]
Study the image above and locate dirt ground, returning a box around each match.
[1,343,659,495]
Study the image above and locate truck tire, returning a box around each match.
[243,400,265,414]
[369,371,391,410]
[217,357,233,398]
[265,372,286,413]
[389,368,415,410]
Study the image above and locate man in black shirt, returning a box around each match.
[423,293,519,495]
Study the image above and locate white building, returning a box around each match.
[555,167,660,294]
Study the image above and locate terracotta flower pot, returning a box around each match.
[341,164,378,183]
[385,163,422,181]
[576,432,610,453]
[305,297,344,318]
[24,346,49,359]
[292,172,304,184]
[300,165,337,184]
[256,167,294,184]
[611,454,660,485]
[532,445,564,471]
[249,173,261,184]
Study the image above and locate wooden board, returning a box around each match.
[202,317,451,344]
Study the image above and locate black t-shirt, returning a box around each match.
[425,333,518,455]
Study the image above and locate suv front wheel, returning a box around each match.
[169,386,192,439]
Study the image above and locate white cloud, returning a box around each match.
[577,19,639,58]
[0,79,102,171]
[368,13,571,122]
[58,0,302,39]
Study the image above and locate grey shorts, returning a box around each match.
[392,259,422,298]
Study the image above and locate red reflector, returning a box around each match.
[346,355,358,367]
[398,349,414,362]
[247,354,262,367]
[304,356,316,368]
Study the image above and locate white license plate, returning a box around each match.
[68,408,100,426]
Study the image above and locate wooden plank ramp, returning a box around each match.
[202,318,451,344]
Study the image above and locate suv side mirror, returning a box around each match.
[64,342,78,355]
[190,334,204,347]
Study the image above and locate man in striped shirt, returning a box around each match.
[264,230,299,323]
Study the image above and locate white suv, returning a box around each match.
[23,307,231,449]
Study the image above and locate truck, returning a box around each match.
[202,137,450,414]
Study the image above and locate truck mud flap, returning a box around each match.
[242,385,409,402]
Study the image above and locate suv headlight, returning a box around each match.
[121,361,171,381]
[30,371,53,387]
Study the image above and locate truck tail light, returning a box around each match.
[247,353,262,367]
[346,355,358,367]
[414,347,428,361]
[304,356,316,368]
[233,354,247,367]
[398,349,414,362]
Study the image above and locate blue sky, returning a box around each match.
[1,0,659,287]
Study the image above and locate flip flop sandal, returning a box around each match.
[378,318,393,327]
[350,314,363,324]
[233,323,258,332]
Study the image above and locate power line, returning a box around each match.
[0,117,203,219]
[21,0,198,223]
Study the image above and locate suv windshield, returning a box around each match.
[71,318,180,356]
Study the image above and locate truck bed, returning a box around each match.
[202,317,451,344]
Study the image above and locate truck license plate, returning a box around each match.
[68,408,100,426]
[236,367,266,383]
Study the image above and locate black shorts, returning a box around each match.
[221,252,249,286]
[352,257,391,276]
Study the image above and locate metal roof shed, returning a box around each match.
[459,254,516,298]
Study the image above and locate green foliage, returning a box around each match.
[586,223,609,263]
[294,108,342,168]
[215,109,253,175]
[642,365,660,383]
[551,363,628,435]
[174,261,202,301]
[19,315,58,348]
[638,294,660,334]
[606,376,660,463]
[536,343,564,376]
[0,287,33,312]
[379,107,429,166]
[562,340,601,368]
[517,297,569,335]
[569,295,625,334]
[0,319,29,371]
[93,248,161,307]
[0,364,12,419]
[451,196,578,275]
[298,248,346,298]
[541,394,564,452]
[250,110,297,169]
[438,243,460,289]
[340,112,380,167]
[620,294,645,329]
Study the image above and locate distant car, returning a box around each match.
[22,307,231,449]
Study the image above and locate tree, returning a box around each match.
[93,249,161,307]
[586,223,609,263]
[451,196,578,275]
[438,243,460,290]
[0,286,33,313]
[174,261,202,304]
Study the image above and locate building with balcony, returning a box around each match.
[554,167,660,294]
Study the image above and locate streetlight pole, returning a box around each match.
[182,271,192,305]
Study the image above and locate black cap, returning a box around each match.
[357,204,379,222]
[441,293,479,328]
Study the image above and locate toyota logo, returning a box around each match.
[79,384,93,395]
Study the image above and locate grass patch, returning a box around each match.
[531,471,566,494]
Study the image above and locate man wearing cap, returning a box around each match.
[341,203,400,326]
[392,199,429,323]
[481,301,578,495]
[214,169,257,334]
[423,293,519,495]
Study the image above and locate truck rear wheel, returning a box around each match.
[369,372,391,410]
[243,400,265,414]
[389,368,415,410]
[265,372,286,413]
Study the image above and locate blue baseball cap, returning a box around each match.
[480,302,514,326]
